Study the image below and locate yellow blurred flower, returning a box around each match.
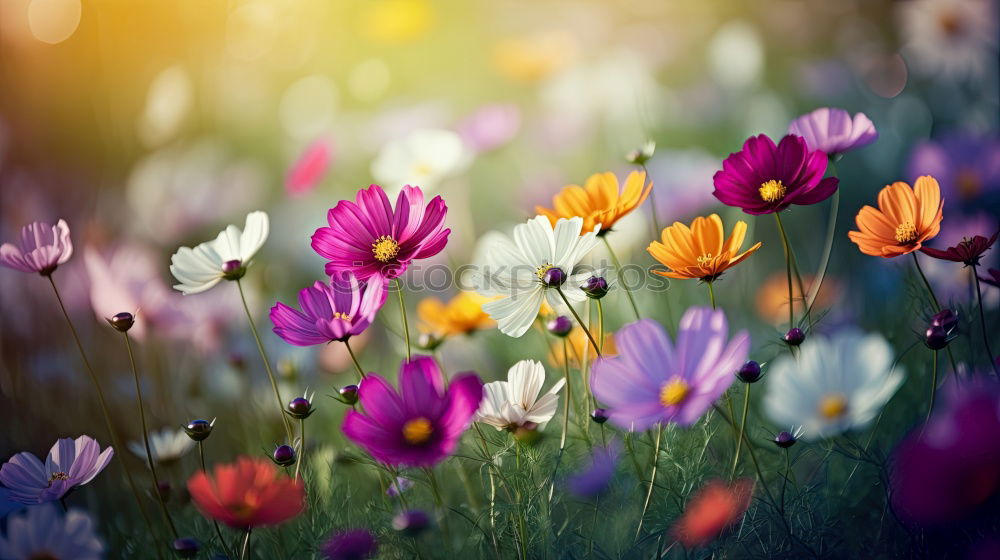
[755,273,840,326]
[360,0,433,44]
[548,328,617,369]
[536,171,652,235]
[493,31,576,83]
[417,291,495,336]
[647,214,761,281]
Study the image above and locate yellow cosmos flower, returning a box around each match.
[647,214,762,281]
[548,328,617,369]
[360,0,433,45]
[417,291,494,336]
[536,171,653,235]
[493,31,576,83]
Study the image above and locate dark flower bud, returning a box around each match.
[392,509,431,536]
[173,537,200,559]
[286,396,314,419]
[184,419,215,442]
[924,325,951,350]
[783,328,805,346]
[546,316,573,337]
[107,312,135,332]
[773,431,798,448]
[590,408,610,424]
[339,385,359,405]
[930,309,959,332]
[541,266,566,287]
[272,444,296,467]
[735,360,762,383]
[418,332,444,351]
[582,276,610,299]
[221,259,245,280]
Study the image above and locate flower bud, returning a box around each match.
[581,276,610,299]
[221,259,245,281]
[783,328,805,346]
[590,408,610,424]
[931,309,959,331]
[541,266,566,287]
[418,332,444,351]
[924,325,951,350]
[286,396,314,419]
[107,312,135,332]
[173,537,201,559]
[773,431,798,448]
[272,444,296,467]
[546,316,573,337]
[392,509,431,536]
[339,385,359,405]
[184,419,215,442]
[626,140,656,165]
[735,360,762,383]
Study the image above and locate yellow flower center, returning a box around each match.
[697,253,714,266]
[331,312,352,321]
[894,221,918,244]
[402,417,434,444]
[659,379,690,407]
[535,263,553,280]
[49,471,69,482]
[372,235,400,262]
[414,162,434,177]
[818,393,848,419]
[758,179,787,203]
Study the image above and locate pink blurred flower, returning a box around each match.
[788,108,878,156]
[0,219,73,275]
[456,104,520,153]
[286,138,333,197]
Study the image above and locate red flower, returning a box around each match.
[671,478,754,548]
[921,230,999,266]
[187,456,305,528]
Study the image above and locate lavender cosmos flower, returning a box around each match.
[0,503,104,560]
[311,184,450,285]
[591,308,750,431]
[0,219,73,275]
[269,272,387,345]
[320,528,378,560]
[788,108,878,156]
[342,356,483,467]
[0,435,113,504]
[908,132,1000,208]
[712,134,839,215]
[565,440,621,498]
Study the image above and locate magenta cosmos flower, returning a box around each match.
[311,185,450,284]
[788,108,878,156]
[0,436,113,504]
[269,272,386,345]
[0,219,73,275]
[712,134,839,215]
[590,308,750,431]
[342,356,483,468]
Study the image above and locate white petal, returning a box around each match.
[239,211,269,263]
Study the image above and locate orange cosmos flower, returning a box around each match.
[671,478,754,548]
[848,176,944,258]
[187,456,305,528]
[536,171,653,235]
[417,291,495,336]
[755,272,840,326]
[647,214,762,281]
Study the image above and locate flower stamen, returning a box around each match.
[894,221,918,244]
[758,180,787,203]
[331,312,352,321]
[402,417,433,444]
[659,379,690,408]
[696,253,714,266]
[535,263,554,280]
[372,235,400,262]
[818,393,848,419]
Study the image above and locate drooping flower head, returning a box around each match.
[0,435,113,504]
[788,108,878,156]
[169,211,269,294]
[269,272,387,346]
[475,360,565,431]
[320,528,378,560]
[671,479,755,548]
[848,176,944,258]
[535,171,653,235]
[647,214,762,281]
[341,356,483,467]
[417,291,495,337]
[186,456,305,528]
[127,427,195,465]
[0,219,73,276]
[764,330,903,440]
[0,503,105,560]
[590,309,750,431]
[712,134,839,215]
[312,185,449,285]
[921,229,999,266]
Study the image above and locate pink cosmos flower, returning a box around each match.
[311,185,450,285]
[788,108,878,156]
[456,104,521,153]
[0,219,73,275]
[342,356,483,468]
[0,436,113,504]
[269,272,387,345]
[286,138,333,197]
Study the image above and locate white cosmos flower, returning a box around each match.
[897,0,997,80]
[475,360,566,430]
[370,128,470,194]
[169,211,269,295]
[764,330,904,440]
[128,428,195,464]
[474,216,600,337]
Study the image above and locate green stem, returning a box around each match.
[394,279,412,360]
[240,528,252,560]
[343,339,366,379]
[911,252,940,310]
[973,267,999,375]
[641,163,662,237]
[199,442,233,559]
[706,280,717,310]
[602,236,641,320]
[555,286,601,356]
[548,339,573,503]
[804,185,840,320]
[426,468,453,554]
[926,350,938,424]
[730,383,750,479]
[294,418,304,480]
[773,212,796,328]
[635,424,662,538]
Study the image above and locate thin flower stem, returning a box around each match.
[773,212,797,329]
[602,236,641,320]
[730,383,751,479]
[803,170,840,319]
[240,528,252,560]
[911,252,940,310]
[596,300,605,353]
[548,339,573,503]
[635,423,663,538]
[425,467,453,555]
[394,278,412,360]
[926,350,938,424]
[294,418,304,480]
[641,163,662,237]
[235,279,294,443]
[972,267,999,375]
[706,281,717,310]
[343,339,367,379]
[555,286,601,357]
[198,442,233,559]
[124,332,179,540]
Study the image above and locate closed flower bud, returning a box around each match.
[272,444,296,467]
[418,332,443,351]
[626,140,656,165]
[582,276,610,299]
[541,266,566,287]
[590,408,610,424]
[286,396,314,419]
[924,325,951,350]
[221,259,245,280]
[107,312,135,332]
[735,360,762,383]
[184,419,215,441]
[392,509,431,536]
[546,316,573,337]
[173,537,200,559]
[339,385,359,405]
[783,328,805,346]
[773,431,798,448]
[931,309,959,331]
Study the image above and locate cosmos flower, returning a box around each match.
[0,436,114,504]
[474,360,565,431]
[848,176,944,258]
[0,219,73,275]
[269,272,387,346]
[186,456,305,528]
[755,272,840,326]
[127,428,195,465]
[981,268,1000,288]
[320,528,378,560]
[370,129,470,194]
[590,309,750,431]
[535,171,653,235]
[474,216,600,338]
[169,211,269,294]
[416,291,494,336]
[764,330,903,440]
[908,132,1000,208]
[286,137,333,197]
[647,214,762,281]
[897,0,998,80]
[492,30,577,83]
[311,184,449,284]
[565,440,621,498]
[341,356,483,468]
[920,229,998,266]
[0,504,104,560]
[671,479,755,548]
[456,104,521,153]
[712,134,839,215]
[788,108,878,156]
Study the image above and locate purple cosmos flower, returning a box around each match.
[0,435,113,504]
[311,184,450,284]
[341,356,483,468]
[908,132,1000,208]
[566,440,621,498]
[269,272,386,345]
[0,219,73,275]
[456,104,521,153]
[320,529,378,560]
[386,476,414,497]
[591,308,750,431]
[0,503,104,560]
[712,134,839,215]
[788,108,878,156]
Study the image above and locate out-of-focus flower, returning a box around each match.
[186,456,305,528]
[908,132,1000,207]
[565,440,621,498]
[341,356,483,467]
[713,134,838,215]
[921,230,999,266]
[981,268,1000,287]
[647,214,761,281]
[128,428,195,465]
[626,141,656,165]
[591,309,750,431]
[270,272,386,346]
[788,108,878,156]
[536,171,652,235]
[0,504,104,560]
[393,509,431,536]
[475,360,565,431]
[312,185,449,284]
[755,272,840,326]
[671,479,755,548]
[764,330,903,440]
[646,149,721,225]
[169,211,269,294]
[0,219,72,275]
[286,137,333,197]
[493,31,577,83]
[359,0,433,44]
[0,435,113,504]
[386,476,413,497]
[416,291,494,336]
[849,177,944,258]
[474,216,599,337]
[548,327,616,369]
[897,0,998,80]
[321,528,378,560]
[172,537,200,559]
[456,104,520,153]
[370,129,469,194]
